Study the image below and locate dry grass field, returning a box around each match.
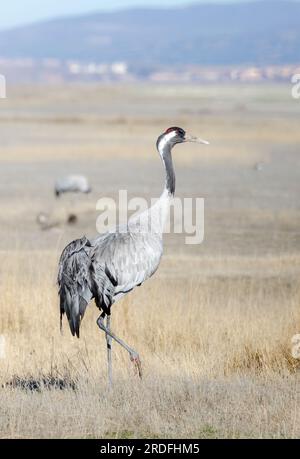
[0,83,300,438]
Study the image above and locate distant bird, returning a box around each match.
[36,211,76,230]
[37,212,50,227]
[58,127,209,386]
[55,175,91,198]
[36,212,60,231]
[67,213,78,225]
[254,162,264,172]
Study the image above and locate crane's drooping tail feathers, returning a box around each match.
[59,277,91,338]
[58,237,93,338]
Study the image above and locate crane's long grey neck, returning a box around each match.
[158,142,175,196]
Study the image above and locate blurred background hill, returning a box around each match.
[0,0,299,83]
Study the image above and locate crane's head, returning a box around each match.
[156,127,209,153]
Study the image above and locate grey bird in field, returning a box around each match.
[55,175,91,198]
[58,127,209,387]
[36,212,60,231]
[254,162,264,172]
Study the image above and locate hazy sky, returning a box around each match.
[0,0,255,30]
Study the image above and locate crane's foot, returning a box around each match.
[130,352,142,379]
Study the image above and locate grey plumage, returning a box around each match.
[57,127,209,385]
[58,236,93,337]
[55,175,91,197]
[58,231,162,337]
[254,162,264,172]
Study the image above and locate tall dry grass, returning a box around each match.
[0,250,300,438]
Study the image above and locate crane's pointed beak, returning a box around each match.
[184,134,210,145]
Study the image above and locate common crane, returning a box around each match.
[58,127,209,386]
[55,175,91,198]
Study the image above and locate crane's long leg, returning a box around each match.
[97,314,142,378]
[106,314,113,388]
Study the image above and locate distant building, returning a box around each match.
[0,58,300,83]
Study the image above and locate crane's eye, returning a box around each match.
[177,128,186,138]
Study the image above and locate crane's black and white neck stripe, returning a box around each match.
[156,127,186,196]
